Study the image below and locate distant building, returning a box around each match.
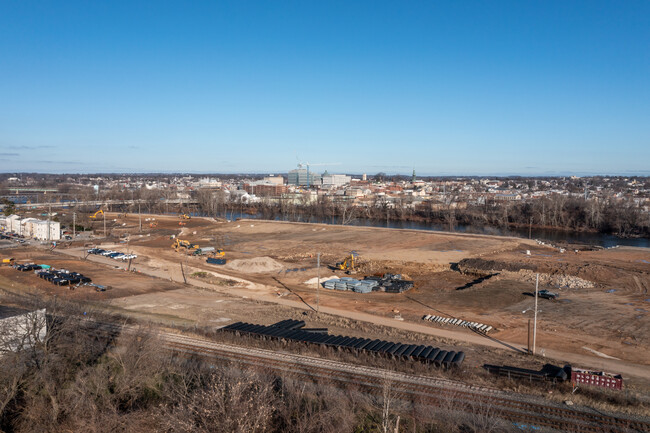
[321,172,352,188]
[243,182,288,196]
[263,175,284,185]
[288,169,320,187]
[3,215,60,240]
[33,220,61,241]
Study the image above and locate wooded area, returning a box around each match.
[0,301,516,433]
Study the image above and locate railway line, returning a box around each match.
[88,321,649,433]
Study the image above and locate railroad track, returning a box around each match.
[87,321,650,433]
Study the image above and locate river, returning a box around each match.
[200,212,650,249]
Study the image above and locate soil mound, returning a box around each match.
[225,256,284,273]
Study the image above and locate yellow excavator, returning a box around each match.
[332,253,358,273]
[171,239,199,252]
[90,210,104,219]
[179,214,191,220]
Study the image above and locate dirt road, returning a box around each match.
[54,246,650,382]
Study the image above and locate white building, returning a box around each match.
[321,173,352,188]
[3,215,60,240]
[6,215,21,233]
[33,220,61,241]
[263,175,284,185]
[0,307,47,355]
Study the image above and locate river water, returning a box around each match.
[204,212,650,249]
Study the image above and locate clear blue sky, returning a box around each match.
[1,1,648,176]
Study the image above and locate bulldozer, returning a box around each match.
[90,210,104,219]
[331,253,358,274]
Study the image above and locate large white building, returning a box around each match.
[321,173,352,188]
[1,215,60,240]
[0,307,47,355]
[263,175,284,185]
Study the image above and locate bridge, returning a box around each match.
[6,199,199,210]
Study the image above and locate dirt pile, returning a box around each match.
[458,258,596,289]
[457,258,536,274]
[500,270,595,289]
[224,257,284,273]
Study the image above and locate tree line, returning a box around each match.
[192,193,649,238]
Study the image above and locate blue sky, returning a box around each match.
[1,1,648,176]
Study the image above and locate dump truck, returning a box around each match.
[2,258,15,266]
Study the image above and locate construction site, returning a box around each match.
[1,212,649,413]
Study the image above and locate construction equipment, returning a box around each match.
[178,221,187,226]
[179,214,191,220]
[171,239,199,252]
[193,247,225,257]
[90,210,104,219]
[331,253,358,274]
[149,221,158,228]
[2,258,15,266]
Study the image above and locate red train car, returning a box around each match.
[571,368,623,390]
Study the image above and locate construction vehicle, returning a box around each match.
[193,247,225,257]
[2,258,15,266]
[179,214,191,220]
[171,239,199,252]
[178,221,187,226]
[149,221,158,228]
[331,253,358,274]
[90,210,104,219]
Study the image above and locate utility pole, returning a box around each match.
[103,209,106,238]
[316,252,320,313]
[73,212,76,240]
[529,217,532,239]
[138,201,142,232]
[533,273,539,355]
[47,201,51,242]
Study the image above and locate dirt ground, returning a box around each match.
[1,212,649,390]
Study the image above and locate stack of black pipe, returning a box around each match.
[222,320,465,368]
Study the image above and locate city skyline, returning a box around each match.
[1,1,649,175]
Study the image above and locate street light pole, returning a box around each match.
[533,273,539,355]
[316,252,320,313]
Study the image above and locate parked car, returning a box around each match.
[538,289,559,300]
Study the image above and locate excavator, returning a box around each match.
[149,221,158,228]
[171,239,199,252]
[90,210,104,219]
[179,214,191,220]
[331,253,358,274]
